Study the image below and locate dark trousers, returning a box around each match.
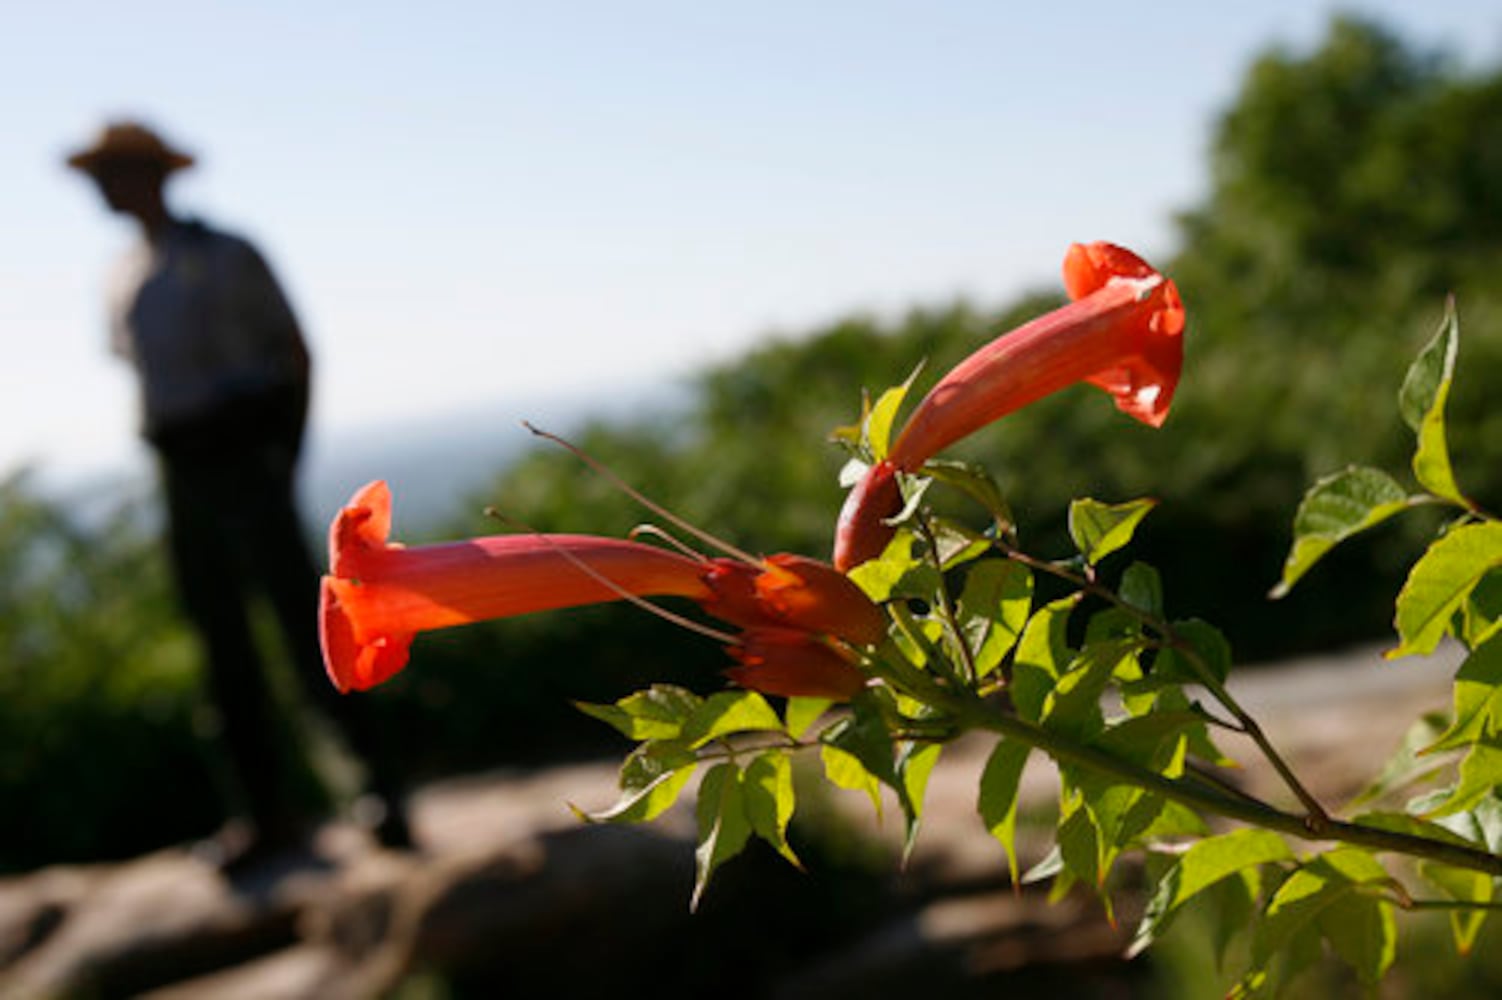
[154,385,395,833]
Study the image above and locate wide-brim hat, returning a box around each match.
[66,121,195,174]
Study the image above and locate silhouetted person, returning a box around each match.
[66,121,410,865]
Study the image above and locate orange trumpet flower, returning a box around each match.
[834,241,1184,570]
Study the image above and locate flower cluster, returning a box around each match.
[319,241,1183,705]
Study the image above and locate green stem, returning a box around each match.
[1000,542,1330,829]
[915,512,982,685]
[933,690,1502,878]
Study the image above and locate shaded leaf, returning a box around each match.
[1011,597,1075,723]
[978,738,1031,885]
[1271,466,1412,598]
[1426,634,1502,753]
[898,742,942,862]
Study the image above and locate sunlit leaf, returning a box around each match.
[1271,466,1413,598]
[577,741,698,824]
[865,364,924,461]
[1130,828,1293,958]
[784,696,832,740]
[820,745,882,816]
[743,751,801,868]
[978,738,1030,885]
[1390,522,1502,658]
[1418,738,1502,818]
[682,690,784,747]
[692,763,753,910]
[898,742,942,862]
[1400,301,1467,505]
[1068,497,1157,565]
[1248,849,1392,985]
[957,559,1033,678]
[1426,635,1502,753]
[847,530,941,603]
[1011,597,1075,723]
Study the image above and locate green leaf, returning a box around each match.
[978,739,1031,885]
[1154,619,1232,686]
[683,690,784,747]
[574,684,704,740]
[1271,466,1413,598]
[898,742,942,862]
[692,763,753,910]
[784,696,831,740]
[743,752,801,868]
[1249,850,1392,983]
[820,745,883,816]
[1462,570,1502,648]
[924,459,1015,534]
[1057,801,1106,898]
[1119,562,1163,617]
[1042,640,1140,740]
[1426,634,1502,753]
[1418,859,1493,954]
[1391,522,1502,658]
[1130,828,1293,958]
[1011,597,1075,723]
[1420,738,1502,818]
[865,364,924,461]
[577,741,698,824]
[847,531,942,603]
[1068,497,1157,565]
[957,559,1033,679]
[1319,893,1396,986]
[1349,810,1485,850]
[1401,301,1467,504]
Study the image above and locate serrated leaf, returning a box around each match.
[743,752,801,868]
[1271,466,1413,598]
[1057,801,1106,899]
[1068,497,1157,565]
[683,690,784,747]
[1129,828,1293,958]
[579,742,699,824]
[1401,302,1467,504]
[978,738,1031,885]
[1391,522,1502,658]
[1426,634,1502,753]
[957,559,1033,678]
[692,763,753,910]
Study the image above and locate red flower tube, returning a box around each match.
[701,553,887,646]
[320,481,716,693]
[833,241,1184,570]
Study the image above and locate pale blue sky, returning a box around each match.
[4,2,1499,481]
